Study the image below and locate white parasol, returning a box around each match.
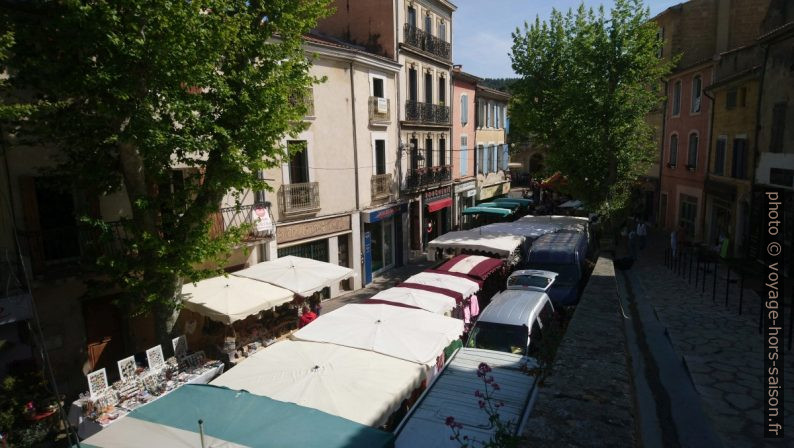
[233,256,354,296]
[369,287,457,315]
[180,275,294,325]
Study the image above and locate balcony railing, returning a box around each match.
[403,23,451,61]
[371,173,393,200]
[278,182,321,215]
[404,100,450,125]
[403,165,452,191]
[210,203,275,242]
[368,96,391,124]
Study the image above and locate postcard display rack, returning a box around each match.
[71,336,223,435]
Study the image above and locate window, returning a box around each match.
[477,100,485,128]
[407,6,416,28]
[687,133,698,169]
[679,194,698,238]
[770,102,787,153]
[438,77,446,105]
[410,138,419,171]
[731,137,748,179]
[668,134,678,166]
[375,139,386,175]
[656,27,664,58]
[438,21,446,41]
[495,105,500,128]
[408,68,417,101]
[739,87,747,107]
[460,135,468,176]
[726,88,737,110]
[478,145,485,174]
[278,239,328,262]
[372,77,384,98]
[691,75,702,113]
[425,138,433,167]
[491,145,498,172]
[287,140,309,183]
[460,94,468,125]
[502,144,510,170]
[424,72,432,104]
[439,138,446,166]
[714,136,726,175]
[672,80,681,116]
[425,14,432,34]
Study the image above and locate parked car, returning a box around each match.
[525,231,589,306]
[465,271,557,357]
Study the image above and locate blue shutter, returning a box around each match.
[502,144,509,170]
[460,136,467,176]
[492,145,498,172]
[461,95,468,125]
[482,145,489,173]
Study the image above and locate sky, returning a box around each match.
[452,0,682,78]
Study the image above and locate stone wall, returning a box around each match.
[521,256,636,447]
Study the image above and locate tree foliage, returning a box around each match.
[510,0,672,215]
[3,0,331,342]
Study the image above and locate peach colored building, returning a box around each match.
[451,66,477,228]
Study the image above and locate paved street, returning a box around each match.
[622,231,793,447]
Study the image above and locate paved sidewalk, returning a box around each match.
[320,258,433,314]
[628,231,793,447]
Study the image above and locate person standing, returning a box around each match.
[298,306,317,328]
[670,226,678,259]
[636,219,648,250]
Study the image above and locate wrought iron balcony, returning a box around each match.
[368,96,391,125]
[278,182,321,215]
[371,173,393,200]
[403,165,452,191]
[403,23,451,61]
[210,203,275,242]
[404,100,450,125]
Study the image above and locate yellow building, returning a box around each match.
[703,45,761,256]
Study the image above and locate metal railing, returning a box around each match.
[403,23,451,60]
[404,100,450,125]
[371,173,393,200]
[403,165,452,191]
[368,96,391,124]
[210,203,275,242]
[278,182,321,215]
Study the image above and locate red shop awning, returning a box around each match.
[426,197,453,213]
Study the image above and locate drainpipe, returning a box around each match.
[349,62,361,211]
[702,85,716,243]
[657,80,668,228]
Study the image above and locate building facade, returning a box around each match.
[474,86,511,202]
[317,0,457,254]
[451,67,478,229]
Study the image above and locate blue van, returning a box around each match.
[525,231,588,306]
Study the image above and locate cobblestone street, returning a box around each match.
[625,231,793,447]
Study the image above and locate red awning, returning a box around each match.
[426,197,452,213]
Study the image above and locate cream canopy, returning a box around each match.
[210,340,424,427]
[291,303,463,366]
[180,275,294,325]
[234,256,354,296]
[368,287,457,315]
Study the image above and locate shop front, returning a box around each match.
[477,178,511,202]
[453,181,477,230]
[423,187,453,247]
[362,203,407,285]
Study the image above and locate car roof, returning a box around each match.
[528,232,587,263]
[477,289,549,327]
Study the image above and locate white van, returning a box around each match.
[466,270,557,356]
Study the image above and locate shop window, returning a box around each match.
[278,239,328,262]
[679,194,697,238]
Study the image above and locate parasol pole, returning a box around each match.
[198,419,206,448]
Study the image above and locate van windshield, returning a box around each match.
[466,322,526,355]
[526,263,579,286]
[507,275,552,290]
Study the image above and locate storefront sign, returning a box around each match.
[478,181,511,201]
[465,189,477,198]
[454,181,476,194]
[363,203,407,224]
[0,293,32,326]
[277,215,351,244]
[423,186,452,202]
[252,205,275,233]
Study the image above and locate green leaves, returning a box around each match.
[510,0,672,216]
[4,0,332,319]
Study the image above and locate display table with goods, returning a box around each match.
[67,351,223,439]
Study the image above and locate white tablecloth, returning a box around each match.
[67,365,224,439]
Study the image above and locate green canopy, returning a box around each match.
[79,384,394,448]
[478,201,520,210]
[492,198,532,207]
[462,206,513,217]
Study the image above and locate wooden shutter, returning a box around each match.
[18,176,44,272]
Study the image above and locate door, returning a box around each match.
[363,230,373,285]
[82,297,126,375]
[410,201,421,250]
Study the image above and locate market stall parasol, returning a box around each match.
[367,287,457,315]
[435,254,505,281]
[180,275,294,325]
[426,230,525,261]
[400,271,480,301]
[79,384,394,448]
[233,255,354,296]
[291,303,464,366]
[210,340,425,427]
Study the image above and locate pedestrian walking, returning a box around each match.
[636,219,648,250]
